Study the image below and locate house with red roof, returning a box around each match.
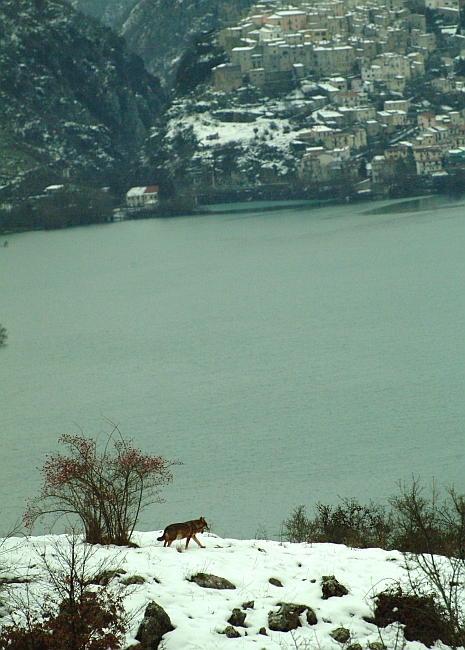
[126,186,159,208]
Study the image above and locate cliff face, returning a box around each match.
[0,0,165,192]
[70,0,254,86]
[66,0,138,29]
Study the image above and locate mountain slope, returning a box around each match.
[66,0,138,29]
[0,0,165,193]
[70,0,254,85]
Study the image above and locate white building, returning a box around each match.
[126,186,159,208]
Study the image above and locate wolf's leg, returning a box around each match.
[192,535,205,548]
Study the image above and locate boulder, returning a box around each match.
[221,625,241,638]
[331,627,351,643]
[228,608,247,627]
[188,572,236,589]
[91,568,126,585]
[135,601,174,650]
[306,607,318,625]
[321,575,349,599]
[120,574,146,585]
[268,603,318,632]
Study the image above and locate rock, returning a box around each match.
[259,627,267,635]
[135,601,174,650]
[347,644,363,650]
[188,573,236,590]
[306,607,318,625]
[221,625,241,638]
[368,643,386,650]
[91,568,126,585]
[120,574,146,585]
[268,604,302,632]
[321,575,349,599]
[242,600,254,609]
[363,615,377,625]
[228,608,247,627]
[269,577,283,587]
[268,603,318,632]
[331,627,351,643]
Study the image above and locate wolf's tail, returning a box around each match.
[157,534,164,541]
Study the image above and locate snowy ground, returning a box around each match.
[172,111,295,149]
[0,531,436,650]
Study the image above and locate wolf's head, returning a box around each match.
[198,516,209,532]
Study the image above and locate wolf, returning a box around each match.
[157,516,209,549]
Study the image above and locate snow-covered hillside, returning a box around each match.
[0,531,438,650]
[149,90,317,189]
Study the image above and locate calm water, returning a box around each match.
[1,196,465,540]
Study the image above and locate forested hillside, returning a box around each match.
[0,0,165,195]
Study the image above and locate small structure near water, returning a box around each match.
[126,186,159,208]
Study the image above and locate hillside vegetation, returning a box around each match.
[0,0,165,196]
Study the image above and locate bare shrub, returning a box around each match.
[282,505,314,543]
[283,498,393,548]
[311,498,393,548]
[0,590,125,650]
[24,422,182,545]
[389,478,465,648]
[389,478,465,556]
[0,535,127,650]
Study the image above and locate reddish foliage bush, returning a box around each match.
[24,424,182,545]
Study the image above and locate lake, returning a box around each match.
[1,195,465,540]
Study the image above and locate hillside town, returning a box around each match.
[155,0,465,201]
[215,0,465,190]
[3,0,465,234]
